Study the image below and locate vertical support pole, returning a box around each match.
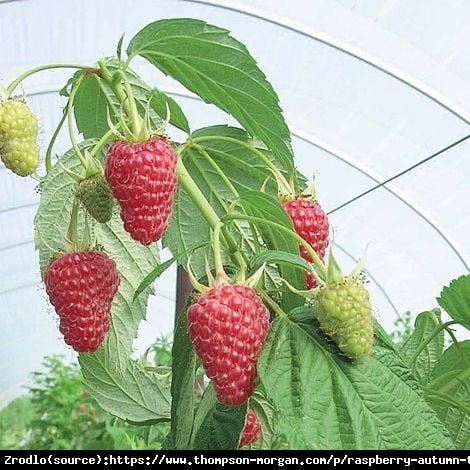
[175,265,192,324]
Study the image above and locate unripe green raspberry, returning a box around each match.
[0,100,39,176]
[76,174,114,224]
[0,138,39,177]
[316,278,373,360]
[0,100,38,140]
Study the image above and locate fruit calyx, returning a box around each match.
[59,148,103,184]
[284,247,366,299]
[285,249,374,360]
[279,179,318,204]
[187,222,265,294]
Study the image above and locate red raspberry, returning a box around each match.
[187,285,270,406]
[44,251,120,353]
[239,409,261,448]
[283,198,329,288]
[105,137,177,245]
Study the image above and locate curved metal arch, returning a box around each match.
[0,281,38,297]
[0,202,38,214]
[0,239,32,251]
[182,0,470,125]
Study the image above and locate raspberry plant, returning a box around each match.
[2,18,469,450]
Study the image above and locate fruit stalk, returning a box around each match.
[66,75,88,168]
[44,109,67,174]
[176,157,242,266]
[6,64,89,96]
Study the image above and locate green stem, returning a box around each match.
[98,60,145,141]
[424,388,470,415]
[90,128,116,159]
[193,143,239,196]
[224,213,327,277]
[191,135,291,193]
[123,54,133,71]
[176,157,220,230]
[262,291,289,320]
[444,326,470,366]
[435,367,470,395]
[67,199,80,249]
[98,59,129,112]
[67,75,87,168]
[175,157,243,269]
[193,144,259,257]
[6,63,89,96]
[118,70,142,138]
[44,108,67,174]
[212,223,224,274]
[409,320,459,373]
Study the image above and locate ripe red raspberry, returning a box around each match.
[187,285,270,406]
[105,137,177,245]
[44,251,120,353]
[283,198,329,288]
[239,409,261,448]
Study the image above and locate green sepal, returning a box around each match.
[326,248,344,284]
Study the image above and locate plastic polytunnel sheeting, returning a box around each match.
[0,0,469,405]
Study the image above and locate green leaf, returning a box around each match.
[164,125,278,278]
[79,350,170,423]
[116,34,125,61]
[373,320,399,353]
[169,309,198,450]
[192,402,247,450]
[248,250,311,273]
[34,141,95,273]
[249,389,277,450]
[427,341,470,449]
[127,19,293,172]
[401,309,444,384]
[73,74,110,139]
[73,60,163,139]
[150,90,190,134]
[191,385,217,446]
[93,217,159,370]
[133,257,176,302]
[133,241,209,302]
[437,275,470,330]
[257,307,454,449]
[238,191,303,310]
